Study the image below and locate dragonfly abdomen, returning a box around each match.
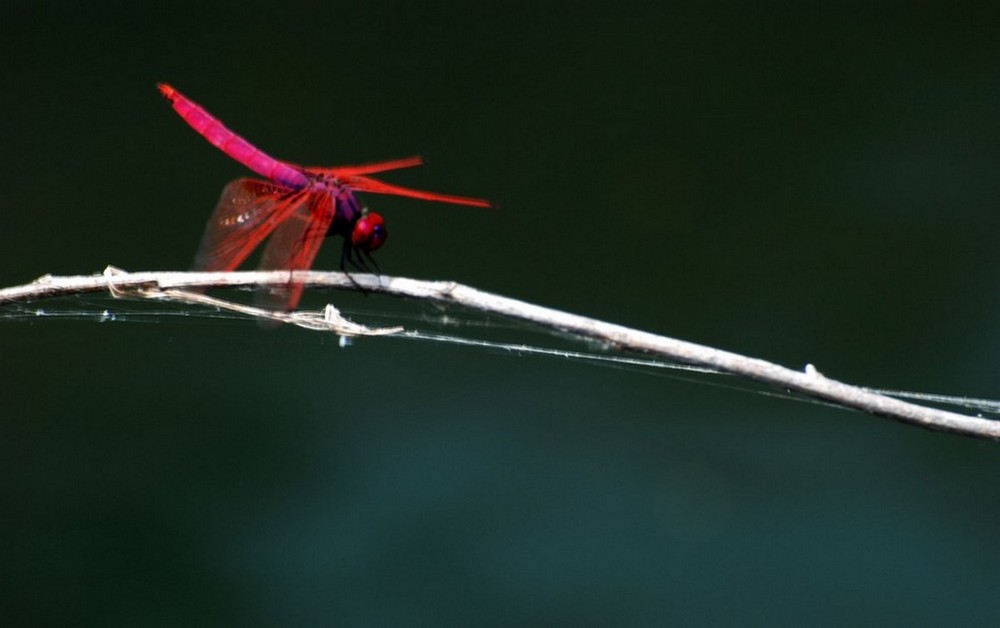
[159,83,309,189]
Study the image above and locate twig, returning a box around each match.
[2,267,997,441]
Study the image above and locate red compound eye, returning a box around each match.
[351,212,387,251]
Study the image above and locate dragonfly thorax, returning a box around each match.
[312,182,388,253]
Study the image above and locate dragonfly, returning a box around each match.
[158,83,490,311]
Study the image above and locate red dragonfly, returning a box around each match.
[158,83,490,310]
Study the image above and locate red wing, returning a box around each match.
[191,178,310,272]
[310,156,424,177]
[255,191,338,311]
[309,157,492,207]
[343,175,491,208]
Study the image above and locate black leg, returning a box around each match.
[340,239,365,292]
[360,249,382,275]
[351,248,374,274]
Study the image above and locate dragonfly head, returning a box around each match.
[351,211,387,252]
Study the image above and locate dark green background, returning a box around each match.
[3,2,999,625]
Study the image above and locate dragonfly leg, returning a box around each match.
[359,249,382,276]
[339,239,367,293]
[351,249,375,274]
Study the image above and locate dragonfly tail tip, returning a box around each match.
[157,83,176,100]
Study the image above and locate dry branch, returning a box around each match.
[2,267,997,441]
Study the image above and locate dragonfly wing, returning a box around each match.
[192,178,309,272]
[310,156,424,177]
[344,175,491,208]
[255,190,338,311]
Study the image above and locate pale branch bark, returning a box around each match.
[2,267,997,441]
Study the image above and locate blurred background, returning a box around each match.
[2,1,999,625]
